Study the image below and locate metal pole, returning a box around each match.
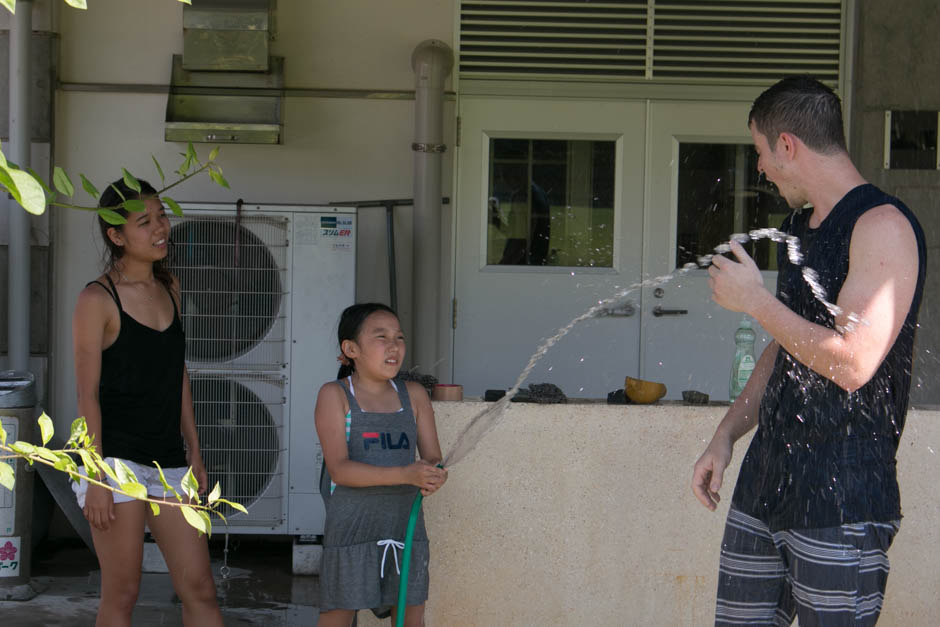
[410,40,453,379]
[385,202,398,313]
[7,0,33,373]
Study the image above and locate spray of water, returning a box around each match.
[441,228,869,468]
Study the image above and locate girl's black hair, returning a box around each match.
[336,303,398,379]
[97,178,174,290]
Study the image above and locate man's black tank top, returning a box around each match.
[88,275,187,467]
[732,183,927,530]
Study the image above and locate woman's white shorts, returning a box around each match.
[71,457,189,508]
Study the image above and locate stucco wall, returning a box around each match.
[850,1,940,407]
[49,0,456,433]
[354,402,940,626]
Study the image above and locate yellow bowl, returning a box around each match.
[624,376,667,404]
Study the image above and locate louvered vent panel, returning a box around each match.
[460,1,650,79]
[459,0,843,84]
[652,1,842,82]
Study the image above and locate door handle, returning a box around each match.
[652,305,688,317]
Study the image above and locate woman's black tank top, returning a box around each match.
[88,275,187,467]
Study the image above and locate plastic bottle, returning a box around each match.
[729,317,756,402]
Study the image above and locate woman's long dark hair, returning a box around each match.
[336,303,398,379]
[97,178,173,290]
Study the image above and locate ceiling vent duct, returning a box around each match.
[165,0,283,145]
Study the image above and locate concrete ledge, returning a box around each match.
[355,403,940,626]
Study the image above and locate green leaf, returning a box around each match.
[208,146,220,162]
[176,156,192,176]
[26,168,54,196]
[97,209,126,225]
[64,0,88,8]
[122,168,141,193]
[162,196,183,217]
[0,462,14,492]
[38,412,54,446]
[186,142,198,163]
[153,461,181,501]
[115,459,139,486]
[207,482,221,504]
[53,166,75,197]
[178,0,192,5]
[150,502,161,516]
[68,417,88,446]
[80,174,100,200]
[209,169,230,189]
[211,509,228,525]
[215,498,248,515]
[0,425,6,446]
[5,166,47,215]
[181,505,208,535]
[10,441,36,457]
[0,0,15,16]
[33,447,59,465]
[109,183,126,202]
[76,448,99,479]
[199,510,213,537]
[53,453,78,474]
[0,167,18,199]
[122,198,146,213]
[94,457,119,484]
[151,155,166,186]
[181,468,200,503]
[120,481,148,501]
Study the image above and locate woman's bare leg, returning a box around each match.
[91,501,147,627]
[146,503,223,627]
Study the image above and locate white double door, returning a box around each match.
[453,97,775,400]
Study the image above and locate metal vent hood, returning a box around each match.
[165,0,283,144]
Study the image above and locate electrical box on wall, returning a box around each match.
[884,110,939,169]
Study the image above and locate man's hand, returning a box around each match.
[692,434,733,511]
[708,240,767,314]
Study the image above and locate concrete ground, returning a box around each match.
[0,537,322,626]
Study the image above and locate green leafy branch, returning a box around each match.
[1,141,228,225]
[0,414,245,536]
[1,1,191,17]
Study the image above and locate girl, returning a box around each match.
[71,179,223,627]
[316,303,448,627]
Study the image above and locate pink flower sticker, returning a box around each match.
[0,541,17,561]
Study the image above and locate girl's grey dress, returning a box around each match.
[319,378,430,615]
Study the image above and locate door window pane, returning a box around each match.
[488,138,615,267]
[676,143,790,271]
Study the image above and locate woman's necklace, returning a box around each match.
[117,270,155,303]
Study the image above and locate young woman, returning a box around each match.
[316,303,448,627]
[71,179,223,627]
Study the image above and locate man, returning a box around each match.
[692,76,926,625]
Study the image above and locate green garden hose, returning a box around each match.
[395,490,424,627]
[396,463,443,627]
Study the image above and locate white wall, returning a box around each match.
[50,0,456,432]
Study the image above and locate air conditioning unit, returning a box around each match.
[167,203,356,535]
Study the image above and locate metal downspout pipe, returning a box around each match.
[410,40,453,379]
[7,0,33,372]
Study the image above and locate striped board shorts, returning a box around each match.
[715,507,899,626]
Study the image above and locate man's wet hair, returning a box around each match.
[748,76,847,155]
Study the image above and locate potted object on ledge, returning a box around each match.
[624,376,667,404]
[432,384,463,401]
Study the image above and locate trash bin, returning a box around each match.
[0,371,39,599]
